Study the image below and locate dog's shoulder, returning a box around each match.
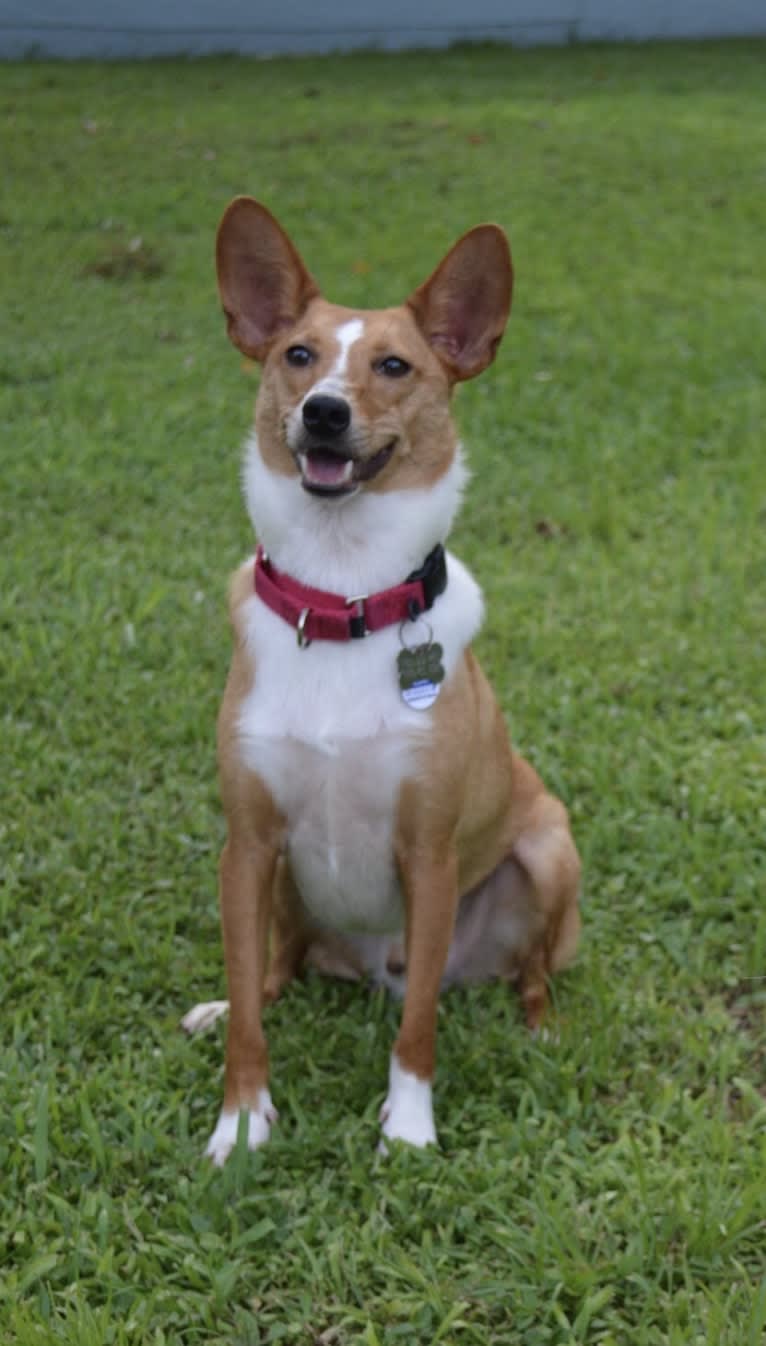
[227,559,256,646]
[217,560,258,771]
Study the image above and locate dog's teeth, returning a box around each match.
[299,450,354,488]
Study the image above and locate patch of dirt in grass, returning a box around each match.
[82,236,165,281]
[535,517,572,541]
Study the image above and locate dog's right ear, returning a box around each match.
[216,197,320,360]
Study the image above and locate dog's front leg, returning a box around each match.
[205,832,280,1166]
[380,845,458,1150]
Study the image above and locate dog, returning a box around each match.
[182,198,581,1164]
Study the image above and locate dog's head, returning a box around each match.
[216,197,512,500]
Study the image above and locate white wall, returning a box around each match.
[1,1,764,58]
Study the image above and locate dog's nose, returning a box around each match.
[302,394,351,439]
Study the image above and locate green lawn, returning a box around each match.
[2,39,765,1346]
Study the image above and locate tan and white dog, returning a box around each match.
[183,198,581,1164]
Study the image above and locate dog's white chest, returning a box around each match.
[254,733,412,932]
[235,596,432,934]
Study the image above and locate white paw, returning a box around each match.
[181,1000,230,1035]
[204,1092,277,1166]
[378,1054,437,1151]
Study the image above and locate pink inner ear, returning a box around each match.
[407,224,512,380]
[217,198,319,359]
[223,252,307,358]
[431,284,499,372]
[235,260,288,344]
[429,328,461,361]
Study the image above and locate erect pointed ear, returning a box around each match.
[406,224,513,382]
[215,197,320,361]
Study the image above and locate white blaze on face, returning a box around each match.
[290,317,366,490]
[306,317,365,402]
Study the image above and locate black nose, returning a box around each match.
[302,394,351,439]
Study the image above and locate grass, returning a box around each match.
[2,38,765,1346]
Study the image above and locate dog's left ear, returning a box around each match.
[407,225,513,381]
[216,197,320,360]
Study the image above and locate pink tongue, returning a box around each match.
[305,449,351,485]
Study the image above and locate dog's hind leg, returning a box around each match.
[511,791,581,1031]
[444,780,580,1030]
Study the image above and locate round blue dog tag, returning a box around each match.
[401,677,441,711]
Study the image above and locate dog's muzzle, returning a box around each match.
[296,395,396,496]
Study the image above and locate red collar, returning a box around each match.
[254,544,447,646]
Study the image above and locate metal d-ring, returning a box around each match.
[398,617,433,651]
[296,607,312,648]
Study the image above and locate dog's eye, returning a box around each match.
[375,356,412,379]
[285,345,315,368]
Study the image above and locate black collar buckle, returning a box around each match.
[406,544,448,615]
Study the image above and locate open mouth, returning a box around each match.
[298,441,396,497]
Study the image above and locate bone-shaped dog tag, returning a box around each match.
[397,642,445,710]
